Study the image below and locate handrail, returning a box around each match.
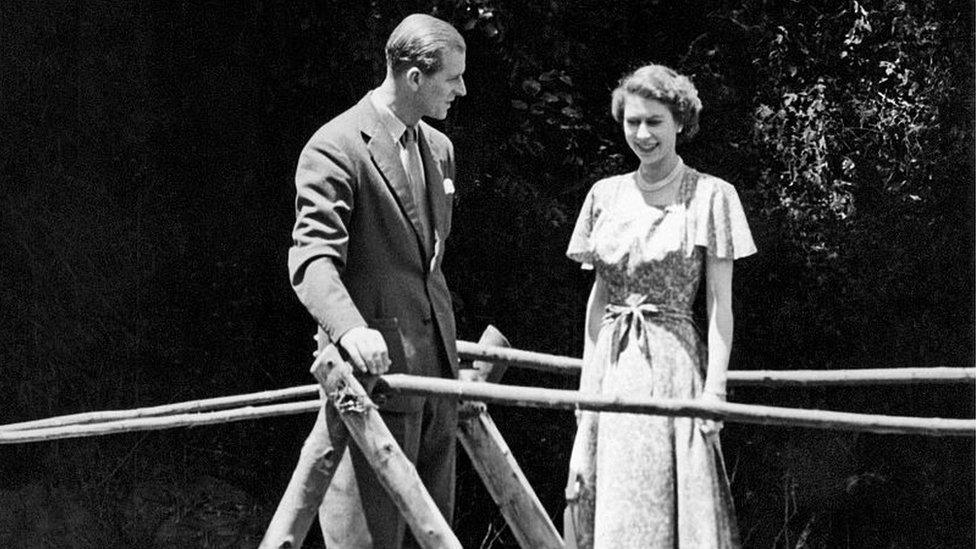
[381,375,975,437]
[6,363,972,433]
[0,400,322,443]
[3,341,972,440]
[1,385,319,432]
[457,340,976,385]
[2,375,973,443]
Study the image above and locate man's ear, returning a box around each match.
[405,67,422,90]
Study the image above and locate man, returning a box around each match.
[287,13,467,549]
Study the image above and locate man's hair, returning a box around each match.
[611,64,702,142]
[385,14,466,76]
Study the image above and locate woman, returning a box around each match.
[565,64,755,548]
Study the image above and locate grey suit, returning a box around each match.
[288,93,459,547]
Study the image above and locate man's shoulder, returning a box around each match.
[308,102,366,142]
[298,106,370,167]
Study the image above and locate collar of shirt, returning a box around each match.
[369,90,412,146]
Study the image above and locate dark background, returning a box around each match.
[1,0,973,547]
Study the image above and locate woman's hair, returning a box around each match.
[385,14,466,76]
[611,64,702,141]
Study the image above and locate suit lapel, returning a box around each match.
[359,97,432,262]
[418,125,446,267]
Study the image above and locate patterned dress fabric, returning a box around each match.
[565,163,756,548]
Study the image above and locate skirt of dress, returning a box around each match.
[567,321,740,549]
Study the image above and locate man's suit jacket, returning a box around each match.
[288,93,459,412]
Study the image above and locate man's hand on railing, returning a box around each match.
[338,326,392,375]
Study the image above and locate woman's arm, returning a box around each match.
[704,254,734,397]
[580,274,608,393]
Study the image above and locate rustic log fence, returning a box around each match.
[2,326,974,548]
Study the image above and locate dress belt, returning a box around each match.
[603,297,694,372]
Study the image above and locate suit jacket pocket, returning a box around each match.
[368,317,409,373]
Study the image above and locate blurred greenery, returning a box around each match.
[1,0,972,547]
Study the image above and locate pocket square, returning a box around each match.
[443,178,455,195]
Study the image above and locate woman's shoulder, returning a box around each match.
[687,168,757,258]
[592,172,632,190]
[690,170,738,196]
[585,172,633,200]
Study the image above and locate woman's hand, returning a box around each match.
[567,412,597,489]
[697,389,726,439]
[568,421,589,481]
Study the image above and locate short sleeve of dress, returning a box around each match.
[693,177,757,259]
[566,185,599,270]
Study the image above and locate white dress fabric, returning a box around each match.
[566,163,756,548]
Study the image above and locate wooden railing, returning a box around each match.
[2,326,974,548]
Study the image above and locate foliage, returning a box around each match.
[750,0,962,265]
[444,1,975,547]
[1,0,972,547]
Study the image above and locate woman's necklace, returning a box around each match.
[636,159,683,195]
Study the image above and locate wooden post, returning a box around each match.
[258,401,347,549]
[459,409,565,549]
[259,345,351,549]
[457,327,565,549]
[315,352,461,548]
[466,325,511,384]
[261,344,461,549]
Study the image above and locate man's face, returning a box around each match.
[416,49,467,120]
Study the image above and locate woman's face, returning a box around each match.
[622,94,682,169]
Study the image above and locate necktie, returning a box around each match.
[401,126,432,248]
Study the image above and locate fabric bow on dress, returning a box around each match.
[604,296,694,391]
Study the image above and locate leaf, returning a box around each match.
[521,79,541,96]
[511,100,528,110]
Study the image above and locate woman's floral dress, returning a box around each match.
[566,161,756,548]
